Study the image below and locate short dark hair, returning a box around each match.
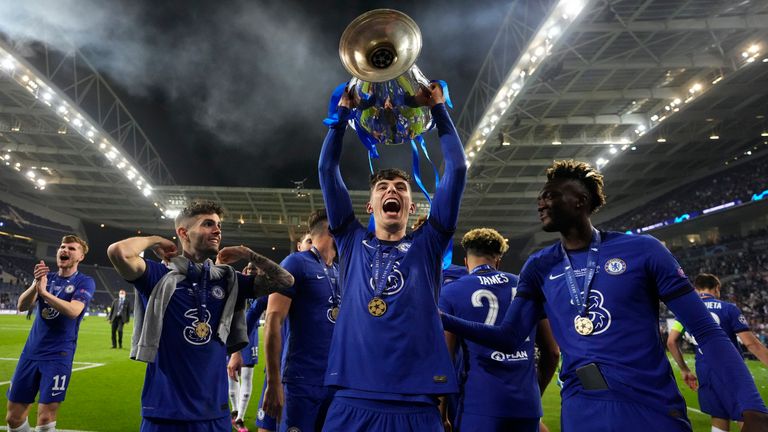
[307,209,329,235]
[369,168,410,190]
[461,228,509,258]
[694,273,720,290]
[546,160,607,213]
[175,200,224,227]
[61,235,89,255]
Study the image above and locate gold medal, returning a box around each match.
[330,306,340,321]
[574,316,594,336]
[368,297,387,317]
[195,322,211,338]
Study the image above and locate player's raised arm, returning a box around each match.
[107,235,177,281]
[318,87,355,230]
[17,261,48,312]
[217,246,294,297]
[424,84,467,231]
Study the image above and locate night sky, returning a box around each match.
[1,0,515,190]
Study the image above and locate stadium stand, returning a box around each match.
[0,199,75,242]
[602,152,768,233]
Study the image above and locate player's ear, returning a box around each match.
[463,257,468,268]
[176,225,188,242]
[408,202,416,214]
[366,202,373,214]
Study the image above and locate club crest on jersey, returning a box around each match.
[211,285,225,300]
[604,258,626,275]
[396,242,412,253]
[368,267,405,296]
[183,309,213,345]
[577,289,612,335]
[287,427,301,432]
[257,409,265,420]
[41,307,59,320]
[64,284,75,294]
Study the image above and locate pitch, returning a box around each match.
[1,315,766,431]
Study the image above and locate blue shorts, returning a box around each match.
[698,362,741,420]
[7,357,73,404]
[281,383,335,432]
[561,393,691,432]
[241,341,258,367]
[458,412,539,432]
[255,375,278,431]
[322,396,442,432]
[140,417,230,432]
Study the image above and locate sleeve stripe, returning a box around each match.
[661,285,694,303]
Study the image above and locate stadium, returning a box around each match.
[1,0,767,431]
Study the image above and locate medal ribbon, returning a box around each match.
[188,260,210,323]
[470,264,495,275]
[371,240,400,299]
[560,228,601,317]
[312,247,341,306]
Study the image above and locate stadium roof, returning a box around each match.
[1,0,767,254]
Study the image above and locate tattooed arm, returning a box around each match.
[217,246,294,297]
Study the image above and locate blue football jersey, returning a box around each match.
[22,271,95,360]
[678,294,750,362]
[439,268,541,418]
[131,259,254,421]
[279,250,339,385]
[442,264,469,285]
[517,232,692,418]
[324,220,458,398]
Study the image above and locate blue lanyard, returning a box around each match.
[470,264,495,275]
[312,247,341,306]
[188,260,210,321]
[371,240,400,298]
[560,228,601,317]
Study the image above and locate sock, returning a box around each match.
[711,427,728,432]
[35,421,56,432]
[237,367,254,421]
[8,419,33,432]
[228,375,240,413]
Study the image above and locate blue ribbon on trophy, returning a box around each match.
[324,9,456,268]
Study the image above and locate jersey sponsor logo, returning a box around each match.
[64,284,75,294]
[477,273,510,285]
[570,289,612,335]
[211,285,225,300]
[368,268,405,296]
[490,350,529,362]
[604,258,627,275]
[41,307,60,320]
[548,273,565,280]
[183,309,213,345]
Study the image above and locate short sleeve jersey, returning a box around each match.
[22,271,95,360]
[131,259,254,421]
[439,269,541,418]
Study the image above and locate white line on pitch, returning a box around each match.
[0,358,105,386]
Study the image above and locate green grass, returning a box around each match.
[1,314,767,431]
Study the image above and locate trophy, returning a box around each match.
[337,9,444,148]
